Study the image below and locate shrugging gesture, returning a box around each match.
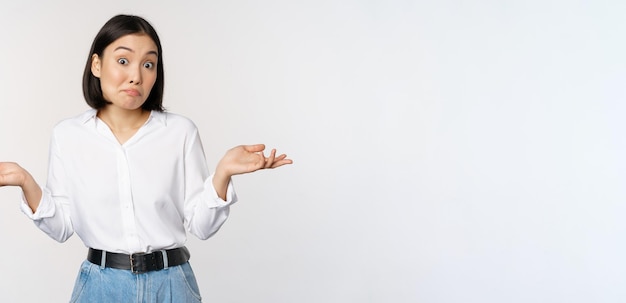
[0,14,294,301]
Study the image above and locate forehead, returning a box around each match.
[105,34,158,55]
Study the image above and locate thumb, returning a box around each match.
[243,144,265,153]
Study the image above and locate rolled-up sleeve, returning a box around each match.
[21,130,74,243]
[183,128,237,240]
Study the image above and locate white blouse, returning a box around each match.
[21,109,236,254]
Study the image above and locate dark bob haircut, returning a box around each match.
[82,14,165,112]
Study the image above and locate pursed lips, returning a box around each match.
[123,89,141,97]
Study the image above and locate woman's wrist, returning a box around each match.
[20,172,42,212]
[213,167,231,186]
[20,170,35,190]
[212,165,232,200]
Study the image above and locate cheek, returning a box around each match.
[101,66,125,86]
[144,72,158,90]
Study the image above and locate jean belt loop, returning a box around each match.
[161,250,169,269]
[100,250,107,270]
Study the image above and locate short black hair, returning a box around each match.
[82,14,165,112]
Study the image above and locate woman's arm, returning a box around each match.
[1,129,75,243]
[183,131,291,239]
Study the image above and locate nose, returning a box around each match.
[129,66,142,85]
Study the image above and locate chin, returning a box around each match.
[120,101,146,111]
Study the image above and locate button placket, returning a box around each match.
[116,147,141,252]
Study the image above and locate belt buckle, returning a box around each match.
[130,253,144,274]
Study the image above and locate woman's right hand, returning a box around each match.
[0,162,42,212]
[0,162,30,187]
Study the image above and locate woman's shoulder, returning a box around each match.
[52,109,98,133]
[153,111,199,132]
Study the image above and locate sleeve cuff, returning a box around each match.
[204,174,238,208]
[20,187,56,220]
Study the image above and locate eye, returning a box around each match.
[144,62,155,69]
[117,58,129,65]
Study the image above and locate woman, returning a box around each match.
[0,14,291,302]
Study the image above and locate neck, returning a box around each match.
[97,106,150,131]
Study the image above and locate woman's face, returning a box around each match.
[91,34,158,111]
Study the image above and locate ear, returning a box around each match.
[91,54,102,78]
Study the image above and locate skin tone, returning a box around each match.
[0,33,292,210]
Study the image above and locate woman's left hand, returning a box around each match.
[212,144,292,200]
[216,144,293,177]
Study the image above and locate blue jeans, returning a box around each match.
[70,260,202,303]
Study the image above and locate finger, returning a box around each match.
[268,154,287,167]
[273,154,287,161]
[264,149,276,168]
[243,144,265,153]
[271,159,293,168]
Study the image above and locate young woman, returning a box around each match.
[0,14,291,302]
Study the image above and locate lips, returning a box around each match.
[123,89,141,97]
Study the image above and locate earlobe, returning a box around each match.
[91,54,101,78]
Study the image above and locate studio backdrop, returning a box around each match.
[0,1,624,302]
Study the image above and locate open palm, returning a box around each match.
[218,144,292,176]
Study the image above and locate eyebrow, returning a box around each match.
[114,46,158,56]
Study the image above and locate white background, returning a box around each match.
[1,1,625,302]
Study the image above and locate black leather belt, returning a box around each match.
[87,247,190,274]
